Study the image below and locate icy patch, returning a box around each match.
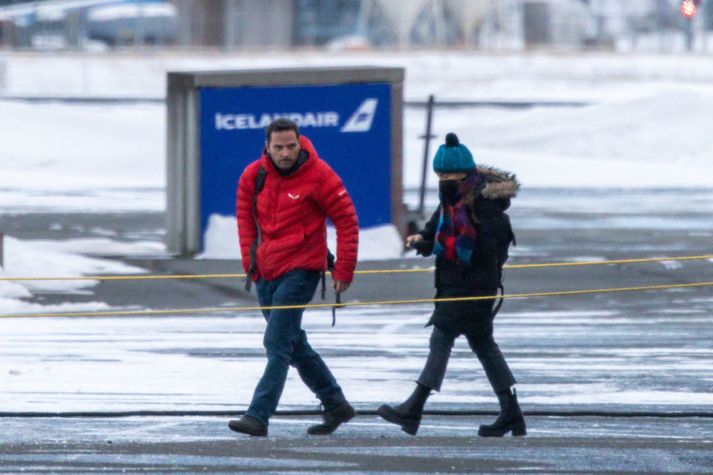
[0,299,111,315]
[566,256,606,262]
[525,391,713,406]
[499,310,619,319]
[1,304,712,412]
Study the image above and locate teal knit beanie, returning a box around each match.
[432,133,475,173]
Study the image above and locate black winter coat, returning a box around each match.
[417,166,519,335]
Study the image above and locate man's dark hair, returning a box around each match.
[265,118,300,142]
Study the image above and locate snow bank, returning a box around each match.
[476,88,713,166]
[0,101,164,191]
[1,85,710,214]
[201,214,404,261]
[30,238,165,256]
[0,235,146,314]
[406,88,713,188]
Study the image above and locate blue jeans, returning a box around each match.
[246,269,344,425]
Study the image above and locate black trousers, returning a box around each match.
[416,324,516,393]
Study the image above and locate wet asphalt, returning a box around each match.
[1,415,712,473]
[1,188,712,473]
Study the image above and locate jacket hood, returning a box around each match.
[477,165,519,200]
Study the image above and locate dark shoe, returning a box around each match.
[478,389,526,437]
[377,383,430,436]
[307,401,356,435]
[228,415,267,437]
[377,403,421,435]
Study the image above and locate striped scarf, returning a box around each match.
[433,171,480,265]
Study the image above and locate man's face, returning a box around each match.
[267,130,301,171]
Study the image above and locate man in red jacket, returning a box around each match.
[229,118,359,437]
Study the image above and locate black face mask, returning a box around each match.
[439,179,461,204]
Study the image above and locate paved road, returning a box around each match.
[1,188,712,473]
[1,415,712,473]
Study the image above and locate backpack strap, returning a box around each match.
[492,282,505,318]
[332,291,343,327]
[321,250,340,326]
[504,212,517,247]
[492,213,516,317]
[320,249,336,300]
[244,166,267,293]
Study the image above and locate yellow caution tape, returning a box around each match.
[1,254,711,282]
[1,280,712,320]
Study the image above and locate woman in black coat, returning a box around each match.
[378,133,525,437]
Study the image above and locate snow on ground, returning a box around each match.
[1,51,712,324]
[405,90,713,189]
[1,51,713,195]
[201,214,403,260]
[0,235,148,314]
[29,237,164,256]
[1,89,711,213]
[0,100,164,191]
[4,50,713,101]
[2,303,712,413]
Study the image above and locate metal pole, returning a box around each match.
[0,232,4,268]
[418,94,436,219]
[685,17,694,52]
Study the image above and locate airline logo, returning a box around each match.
[340,98,378,133]
[214,98,378,133]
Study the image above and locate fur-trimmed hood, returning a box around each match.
[477,165,519,200]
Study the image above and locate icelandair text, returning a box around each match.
[215,112,340,130]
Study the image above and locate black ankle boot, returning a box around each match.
[377,384,430,436]
[228,415,268,437]
[307,400,356,435]
[478,388,526,437]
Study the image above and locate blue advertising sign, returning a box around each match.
[198,83,392,246]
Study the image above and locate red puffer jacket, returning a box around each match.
[236,136,359,283]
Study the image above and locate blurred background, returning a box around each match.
[0,0,710,53]
[0,0,712,247]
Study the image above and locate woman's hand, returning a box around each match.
[405,234,424,249]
